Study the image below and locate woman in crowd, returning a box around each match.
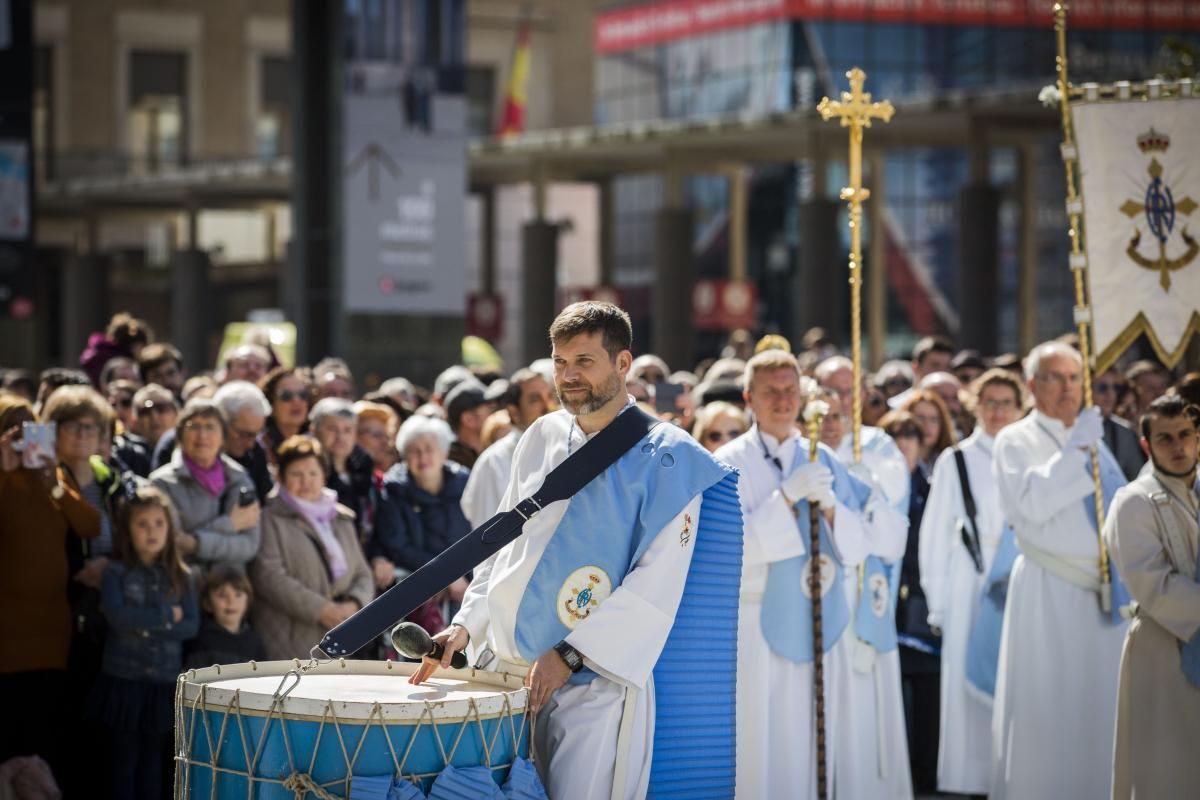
[882,411,925,476]
[250,436,373,660]
[150,399,261,572]
[106,378,141,434]
[367,416,471,633]
[918,368,1025,795]
[310,398,374,527]
[691,400,749,453]
[892,387,959,794]
[355,401,400,475]
[259,366,312,468]
[0,393,100,789]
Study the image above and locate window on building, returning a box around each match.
[258,55,291,159]
[466,64,495,137]
[128,50,188,173]
[33,45,53,182]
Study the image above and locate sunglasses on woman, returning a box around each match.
[277,389,307,403]
[705,429,741,444]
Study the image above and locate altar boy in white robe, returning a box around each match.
[719,350,908,799]
[918,368,1024,794]
[1104,394,1200,799]
[413,302,742,800]
[990,341,1129,799]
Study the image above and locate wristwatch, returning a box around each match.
[553,640,585,673]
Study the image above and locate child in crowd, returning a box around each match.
[184,564,267,669]
[89,485,198,800]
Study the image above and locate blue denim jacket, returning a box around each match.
[100,561,199,683]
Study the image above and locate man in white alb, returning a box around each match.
[990,341,1128,799]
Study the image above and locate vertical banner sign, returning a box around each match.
[1072,93,1200,370]
[0,0,33,320]
[342,0,467,315]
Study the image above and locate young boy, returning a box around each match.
[184,565,267,669]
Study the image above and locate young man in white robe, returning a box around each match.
[412,302,738,800]
[721,351,909,799]
[460,368,554,528]
[1104,394,1200,799]
[817,355,913,800]
[918,368,1023,794]
[990,341,1128,799]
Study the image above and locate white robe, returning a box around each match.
[716,426,871,800]
[460,428,521,528]
[453,406,701,800]
[917,429,1003,794]
[990,411,1128,799]
[835,427,913,800]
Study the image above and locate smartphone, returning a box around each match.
[654,382,684,414]
[19,422,56,469]
[237,486,257,507]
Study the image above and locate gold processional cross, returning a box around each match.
[817,68,893,463]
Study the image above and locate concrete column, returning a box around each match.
[480,188,496,294]
[791,198,842,346]
[1018,144,1039,354]
[598,178,615,287]
[653,207,694,369]
[170,248,212,372]
[60,253,110,362]
[521,220,559,364]
[957,184,1001,354]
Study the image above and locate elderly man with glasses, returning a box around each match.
[989,341,1129,799]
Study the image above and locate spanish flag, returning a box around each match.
[497,22,531,139]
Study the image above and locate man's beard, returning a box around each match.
[1149,452,1199,480]
[557,371,623,416]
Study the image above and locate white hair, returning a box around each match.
[379,377,415,398]
[213,380,271,418]
[814,355,853,383]
[632,354,670,380]
[1024,341,1082,381]
[309,397,357,429]
[395,414,453,456]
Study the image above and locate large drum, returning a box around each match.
[175,660,539,799]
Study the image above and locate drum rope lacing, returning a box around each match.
[174,660,533,799]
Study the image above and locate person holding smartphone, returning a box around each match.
[0,392,101,791]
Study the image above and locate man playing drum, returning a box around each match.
[410,302,741,800]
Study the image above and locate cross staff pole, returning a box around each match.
[814,67,892,800]
[800,399,830,800]
[1053,3,1113,610]
[818,68,894,464]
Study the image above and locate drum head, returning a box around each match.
[179,659,528,721]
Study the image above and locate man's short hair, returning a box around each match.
[814,355,853,383]
[309,397,357,429]
[548,302,632,359]
[1138,394,1200,440]
[1125,359,1169,384]
[743,350,800,393]
[1023,341,1082,381]
[912,335,954,366]
[137,342,184,382]
[213,381,271,419]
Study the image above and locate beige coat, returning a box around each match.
[1103,470,1200,799]
[250,494,374,661]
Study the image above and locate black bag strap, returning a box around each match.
[317,406,661,657]
[953,447,985,574]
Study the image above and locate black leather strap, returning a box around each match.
[953,447,985,574]
[316,406,660,658]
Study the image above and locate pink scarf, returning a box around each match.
[280,487,348,581]
[184,455,226,497]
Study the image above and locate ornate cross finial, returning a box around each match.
[817,68,895,130]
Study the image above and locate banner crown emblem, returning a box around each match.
[1137,127,1170,154]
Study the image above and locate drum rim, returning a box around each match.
[178,659,529,722]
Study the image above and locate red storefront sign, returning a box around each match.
[466,293,504,341]
[596,0,1200,54]
[692,279,758,331]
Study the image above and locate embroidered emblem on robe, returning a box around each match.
[800,553,838,600]
[868,570,890,618]
[556,566,612,629]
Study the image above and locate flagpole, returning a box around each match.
[1053,3,1113,611]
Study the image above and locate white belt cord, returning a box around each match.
[610,685,639,800]
[1019,540,1102,593]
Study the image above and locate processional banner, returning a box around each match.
[1072,91,1200,370]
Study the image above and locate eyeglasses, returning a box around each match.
[138,401,176,417]
[1036,371,1083,387]
[277,389,307,403]
[183,421,223,436]
[60,420,100,437]
[980,398,1017,411]
[705,429,742,444]
[229,425,263,441]
[896,429,923,441]
[112,397,133,409]
[913,413,943,428]
[1093,381,1121,394]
